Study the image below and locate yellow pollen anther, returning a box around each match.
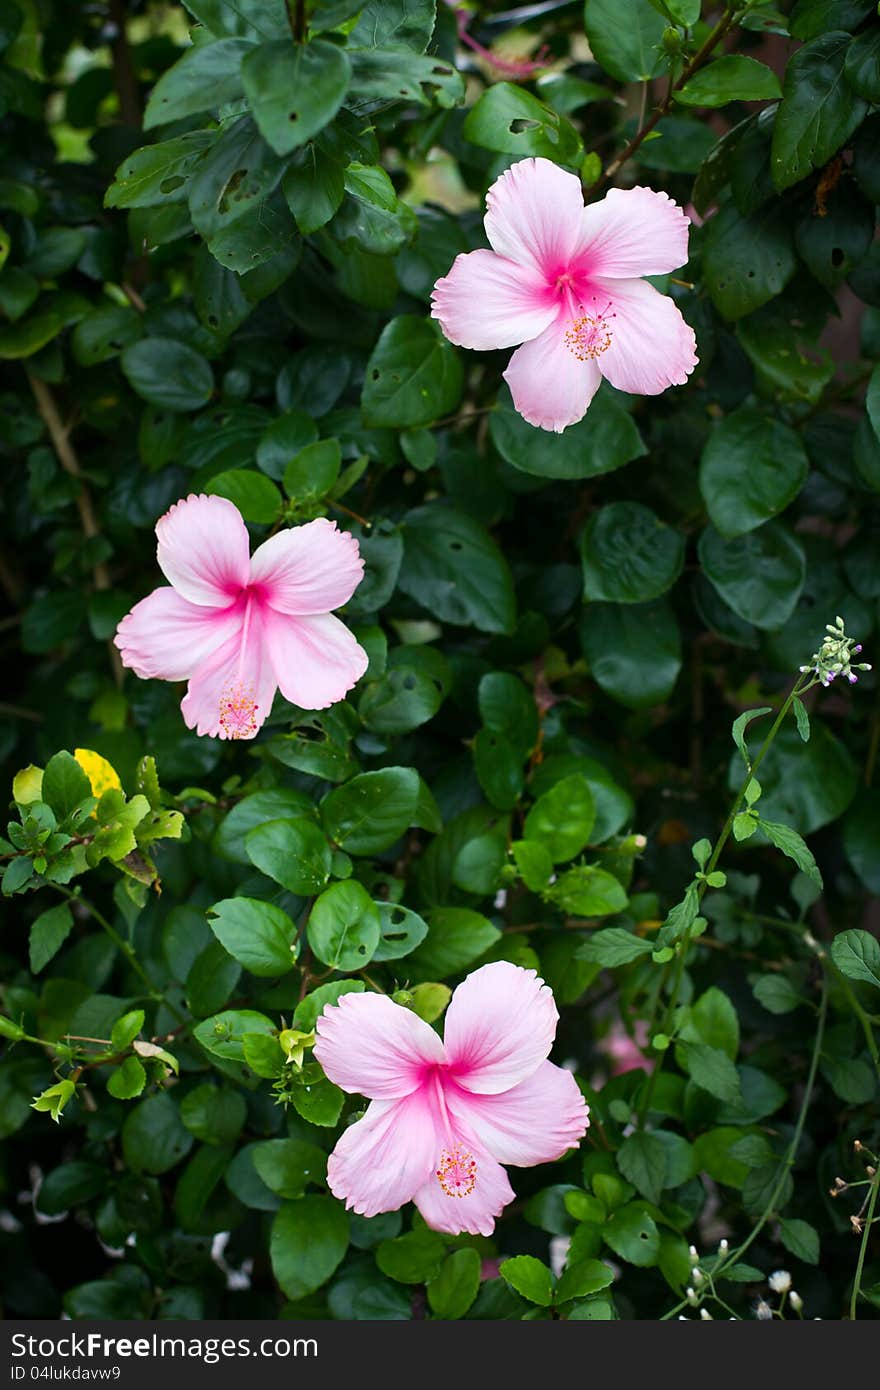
[219,683,259,740]
[564,304,614,361]
[436,1145,477,1198]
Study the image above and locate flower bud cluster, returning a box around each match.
[800,616,871,687]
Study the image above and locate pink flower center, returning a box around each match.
[564,302,614,361]
[436,1144,477,1198]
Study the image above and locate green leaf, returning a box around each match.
[676,55,782,108]
[581,502,684,604]
[71,305,143,367]
[688,986,740,1059]
[830,929,880,991]
[427,1248,481,1319]
[321,766,420,854]
[843,791,880,894]
[110,1009,145,1052]
[498,1255,554,1307]
[703,200,797,319]
[793,696,810,743]
[214,788,312,863]
[270,1196,349,1299]
[679,1042,741,1103]
[121,338,213,413]
[463,83,582,163]
[348,49,463,110]
[241,39,351,156]
[407,907,501,981]
[252,1138,327,1199]
[789,0,874,42]
[362,316,463,428]
[616,1133,668,1206]
[282,144,345,235]
[121,1094,193,1175]
[208,897,299,977]
[845,25,880,102]
[205,468,281,523]
[399,504,516,635]
[105,132,216,209]
[753,974,804,1015]
[547,865,628,918]
[603,1204,660,1267]
[373,901,429,962]
[28,903,73,974]
[42,751,91,822]
[779,1216,820,1266]
[580,600,682,709]
[193,1009,276,1064]
[107,1056,147,1100]
[731,706,772,772]
[771,33,867,192]
[524,774,596,863]
[699,408,809,536]
[511,839,554,892]
[283,439,340,501]
[698,523,805,629]
[758,818,823,889]
[245,817,332,894]
[490,385,645,481]
[307,881,381,971]
[577,928,654,967]
[583,0,666,83]
[556,1258,615,1303]
[143,38,252,128]
[293,980,365,1032]
[377,1229,447,1284]
[180,1085,247,1145]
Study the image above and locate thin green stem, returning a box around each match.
[717,979,828,1273]
[56,887,186,1023]
[638,676,810,1124]
[828,961,880,1070]
[850,1162,880,1320]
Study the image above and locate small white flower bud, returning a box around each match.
[688,1244,699,1264]
[768,1270,791,1293]
[700,1309,712,1320]
[718,1238,729,1253]
[686,1286,698,1306]
[790,1291,802,1312]
[755,1300,772,1320]
[693,1268,703,1284]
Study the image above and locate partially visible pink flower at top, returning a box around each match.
[602,1019,653,1077]
[431,157,698,433]
[314,961,589,1237]
[114,494,367,739]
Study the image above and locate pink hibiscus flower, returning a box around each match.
[313,961,589,1236]
[431,157,698,433]
[114,494,367,739]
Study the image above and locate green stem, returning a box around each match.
[828,960,880,1070]
[638,675,811,1124]
[662,978,828,1319]
[56,887,186,1023]
[850,1161,880,1320]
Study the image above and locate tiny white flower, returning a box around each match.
[686,1286,698,1306]
[755,1300,772,1320]
[769,1270,791,1293]
[700,1309,713,1320]
[789,1291,802,1312]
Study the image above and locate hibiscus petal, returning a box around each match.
[413,1137,514,1237]
[594,275,698,396]
[314,991,446,1100]
[484,157,587,278]
[156,494,250,607]
[431,248,556,351]
[114,587,242,682]
[262,608,368,711]
[249,518,364,615]
[446,1060,589,1166]
[443,961,558,1094]
[578,186,691,278]
[180,602,276,740]
[326,1093,438,1219]
[503,319,602,433]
